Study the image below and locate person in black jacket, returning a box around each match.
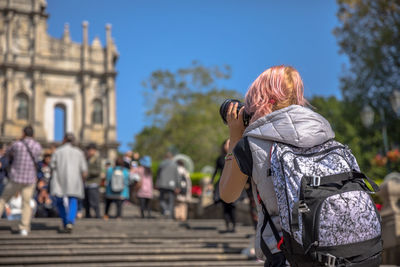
[211,139,236,232]
[84,143,102,219]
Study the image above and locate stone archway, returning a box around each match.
[54,103,66,142]
[44,97,74,142]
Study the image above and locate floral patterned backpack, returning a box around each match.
[260,140,383,266]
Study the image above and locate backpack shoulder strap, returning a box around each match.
[256,141,285,259]
[22,140,39,171]
[256,186,281,243]
[255,186,283,259]
[266,141,274,177]
[109,167,115,182]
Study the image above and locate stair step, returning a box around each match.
[23,261,263,267]
[0,247,245,257]
[0,232,252,239]
[0,204,259,266]
[0,254,254,265]
[0,242,249,251]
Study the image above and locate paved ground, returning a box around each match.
[0,202,263,267]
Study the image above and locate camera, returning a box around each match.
[219,99,252,127]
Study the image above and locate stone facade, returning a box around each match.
[0,0,119,159]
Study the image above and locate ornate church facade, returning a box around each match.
[0,0,119,159]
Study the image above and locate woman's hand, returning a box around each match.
[219,102,248,203]
[226,102,246,142]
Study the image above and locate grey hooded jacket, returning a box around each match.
[240,105,335,260]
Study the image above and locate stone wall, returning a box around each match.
[0,0,119,160]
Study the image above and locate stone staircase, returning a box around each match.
[0,202,263,267]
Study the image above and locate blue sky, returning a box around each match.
[47,0,347,151]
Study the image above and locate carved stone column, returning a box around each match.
[31,14,39,65]
[378,172,400,265]
[106,77,116,141]
[81,21,88,70]
[105,24,113,72]
[75,82,83,142]
[4,68,13,122]
[2,68,16,137]
[5,10,13,62]
[32,70,45,140]
[80,74,91,142]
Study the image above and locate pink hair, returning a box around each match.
[244,65,308,123]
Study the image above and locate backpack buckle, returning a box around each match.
[298,202,310,213]
[325,254,336,267]
[316,252,336,267]
[311,176,321,187]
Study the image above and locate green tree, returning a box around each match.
[334,0,400,105]
[334,0,400,180]
[133,62,241,170]
[334,0,400,149]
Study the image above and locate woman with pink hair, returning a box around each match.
[219,65,334,266]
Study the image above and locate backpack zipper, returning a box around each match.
[279,145,346,159]
[314,152,352,169]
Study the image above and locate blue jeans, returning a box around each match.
[56,197,78,226]
[7,214,21,221]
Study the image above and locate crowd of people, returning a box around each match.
[0,126,193,235]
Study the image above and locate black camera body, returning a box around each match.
[219,99,251,126]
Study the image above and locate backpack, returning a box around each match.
[110,168,125,193]
[258,140,382,266]
[179,174,188,195]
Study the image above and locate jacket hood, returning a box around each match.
[244,105,335,148]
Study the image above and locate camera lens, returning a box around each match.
[219,99,245,125]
